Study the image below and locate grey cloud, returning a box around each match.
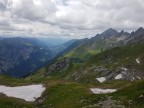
[54,0,144,30]
[9,0,57,20]
[0,0,144,38]
[0,19,10,26]
[0,0,7,9]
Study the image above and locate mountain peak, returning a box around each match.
[131,27,144,36]
[136,27,144,32]
[104,28,118,34]
[119,30,124,34]
[118,30,130,36]
[101,28,118,39]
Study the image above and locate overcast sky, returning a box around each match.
[0,0,144,38]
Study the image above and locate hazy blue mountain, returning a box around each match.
[0,37,73,78]
[37,37,71,46]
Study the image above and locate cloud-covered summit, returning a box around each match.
[0,0,144,38]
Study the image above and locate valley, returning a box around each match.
[0,28,144,108]
[0,0,144,107]
[0,37,72,78]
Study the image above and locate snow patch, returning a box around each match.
[96,77,106,83]
[137,76,141,79]
[122,67,128,71]
[90,88,117,94]
[0,84,45,102]
[136,58,140,64]
[115,74,123,79]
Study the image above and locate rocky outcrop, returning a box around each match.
[45,57,71,76]
[44,27,144,82]
[103,66,144,81]
[127,27,144,44]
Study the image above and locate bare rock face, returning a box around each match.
[128,27,144,44]
[45,57,71,76]
[91,66,142,82]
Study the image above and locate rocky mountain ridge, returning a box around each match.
[44,27,144,83]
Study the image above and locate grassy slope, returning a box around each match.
[113,80,144,108]
[65,39,106,61]
[0,44,144,108]
[0,74,144,108]
[37,43,144,108]
[0,75,35,108]
[62,43,144,83]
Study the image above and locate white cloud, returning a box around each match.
[0,0,144,38]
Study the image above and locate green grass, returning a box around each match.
[0,75,35,108]
[42,82,90,108]
[112,80,144,108]
[89,43,144,68]
[0,43,144,108]
[0,75,32,86]
[0,95,34,108]
[0,73,144,108]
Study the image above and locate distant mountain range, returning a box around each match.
[0,27,144,78]
[61,27,144,60]
[0,27,144,108]
[0,37,75,77]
